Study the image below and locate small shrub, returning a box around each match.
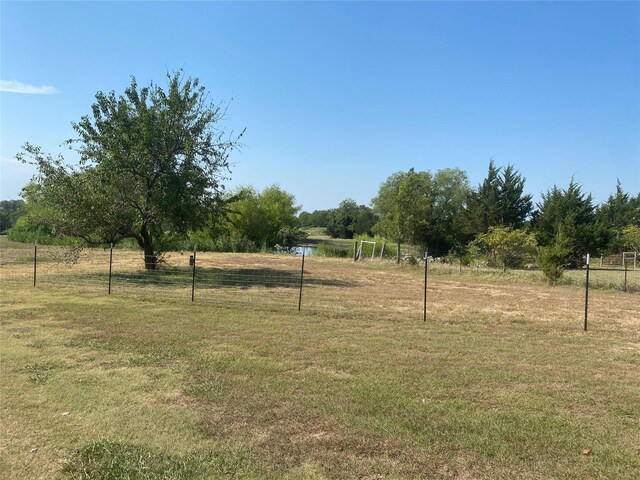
[405,255,419,266]
[537,233,572,285]
[23,362,56,384]
[187,232,259,253]
[473,227,537,271]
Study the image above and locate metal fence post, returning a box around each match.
[33,240,38,287]
[584,254,590,332]
[108,242,113,294]
[191,245,197,302]
[423,249,428,322]
[298,249,305,311]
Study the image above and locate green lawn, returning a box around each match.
[1,253,639,479]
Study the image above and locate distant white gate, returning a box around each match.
[622,251,637,268]
[356,240,376,260]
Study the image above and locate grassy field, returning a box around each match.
[1,241,639,479]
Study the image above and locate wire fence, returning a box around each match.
[407,256,640,293]
[567,266,639,293]
[1,243,638,328]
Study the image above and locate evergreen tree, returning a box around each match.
[466,160,501,234]
[466,160,533,236]
[498,164,533,228]
[596,181,640,252]
[533,180,607,265]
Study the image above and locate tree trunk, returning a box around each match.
[140,224,157,270]
[143,244,157,270]
[397,237,401,264]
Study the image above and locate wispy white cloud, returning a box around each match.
[0,79,59,94]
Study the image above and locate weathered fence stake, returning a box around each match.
[298,249,305,312]
[584,253,590,332]
[424,249,428,322]
[108,242,113,294]
[191,245,197,302]
[624,261,628,293]
[33,240,37,287]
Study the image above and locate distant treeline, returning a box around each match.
[299,161,640,268]
[7,185,307,254]
[0,200,25,234]
[5,160,640,276]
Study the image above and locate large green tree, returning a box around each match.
[420,168,470,254]
[465,160,501,235]
[498,164,533,228]
[18,72,242,268]
[372,168,471,258]
[324,199,376,239]
[466,160,532,235]
[532,180,607,265]
[596,181,640,252]
[225,185,304,249]
[372,168,431,262]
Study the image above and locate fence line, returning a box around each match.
[0,244,638,330]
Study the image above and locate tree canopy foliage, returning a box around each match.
[533,180,607,265]
[0,200,24,233]
[372,168,432,261]
[420,168,470,253]
[7,78,639,269]
[224,185,304,250]
[17,72,243,268]
[324,199,376,239]
[371,168,471,257]
[299,210,330,229]
[595,182,640,253]
[622,225,640,254]
[473,226,537,271]
[465,160,533,234]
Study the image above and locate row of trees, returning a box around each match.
[300,162,640,270]
[6,71,639,276]
[299,199,376,239]
[10,180,306,256]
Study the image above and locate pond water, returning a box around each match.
[293,245,317,256]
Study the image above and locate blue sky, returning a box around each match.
[1,1,639,211]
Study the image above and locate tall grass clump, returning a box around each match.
[315,242,350,258]
[186,231,258,253]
